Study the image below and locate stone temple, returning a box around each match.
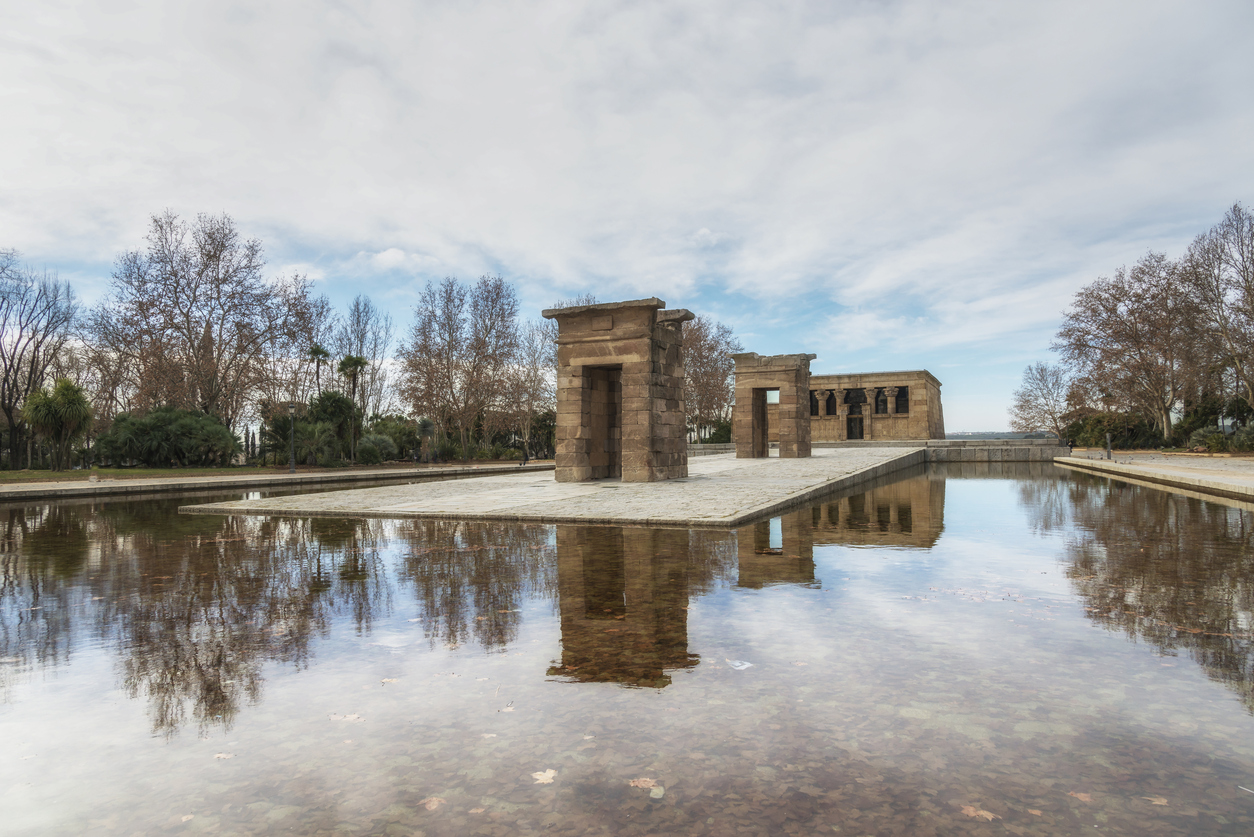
[732,357,945,458]
[543,296,946,480]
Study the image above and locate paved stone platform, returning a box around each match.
[180,448,924,528]
[1057,454,1254,504]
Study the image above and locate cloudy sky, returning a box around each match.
[4,0,1253,430]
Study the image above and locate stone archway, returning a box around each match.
[543,298,694,482]
[731,352,816,458]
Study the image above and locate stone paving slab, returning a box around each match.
[1056,455,1254,503]
[180,448,925,528]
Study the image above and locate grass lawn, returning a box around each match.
[0,460,550,484]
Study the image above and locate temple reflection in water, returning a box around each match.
[547,526,700,689]
[547,469,948,686]
[736,468,944,589]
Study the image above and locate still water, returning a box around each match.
[2,463,1253,835]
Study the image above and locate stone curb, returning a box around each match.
[1054,457,1254,503]
[0,463,556,502]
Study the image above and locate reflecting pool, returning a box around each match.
[2,464,1254,835]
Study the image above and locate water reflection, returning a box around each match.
[547,527,705,688]
[5,464,1254,742]
[1022,469,1254,711]
[736,470,946,589]
[396,519,556,651]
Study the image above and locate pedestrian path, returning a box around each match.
[1056,453,1254,503]
[180,448,925,528]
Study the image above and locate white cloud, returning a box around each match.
[2,0,1252,429]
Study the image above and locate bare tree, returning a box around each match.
[1184,202,1254,411]
[1008,362,1071,439]
[332,295,394,418]
[1054,252,1202,439]
[683,315,742,439]
[507,319,556,457]
[249,292,335,425]
[0,251,77,467]
[87,211,318,430]
[398,276,519,456]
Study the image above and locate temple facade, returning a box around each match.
[759,369,945,443]
[808,370,945,442]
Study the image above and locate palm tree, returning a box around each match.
[337,355,368,461]
[22,378,93,471]
[308,344,330,393]
[295,421,337,466]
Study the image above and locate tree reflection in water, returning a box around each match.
[1021,469,1254,711]
[395,519,557,652]
[0,496,399,736]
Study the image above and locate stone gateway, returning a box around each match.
[731,352,817,459]
[543,298,694,483]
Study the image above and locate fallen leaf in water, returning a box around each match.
[583,735,595,740]
[1142,796,1168,805]
[181,815,194,822]
[469,807,486,814]
[343,740,353,744]
[476,616,487,621]
[214,753,234,759]
[1028,809,1041,816]
[960,806,1000,821]
[532,769,557,784]
[482,734,497,738]
[420,797,446,811]
[629,777,658,788]
[1068,792,1092,803]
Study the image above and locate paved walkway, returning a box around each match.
[1057,453,1254,503]
[180,448,925,528]
[0,463,555,502]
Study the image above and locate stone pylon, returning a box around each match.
[543,298,694,482]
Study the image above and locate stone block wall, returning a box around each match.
[732,352,815,458]
[545,299,694,482]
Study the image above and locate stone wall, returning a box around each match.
[732,352,815,458]
[545,298,693,482]
[812,439,1070,462]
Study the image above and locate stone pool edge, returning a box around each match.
[1055,457,1254,504]
[0,463,556,502]
[180,449,926,529]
